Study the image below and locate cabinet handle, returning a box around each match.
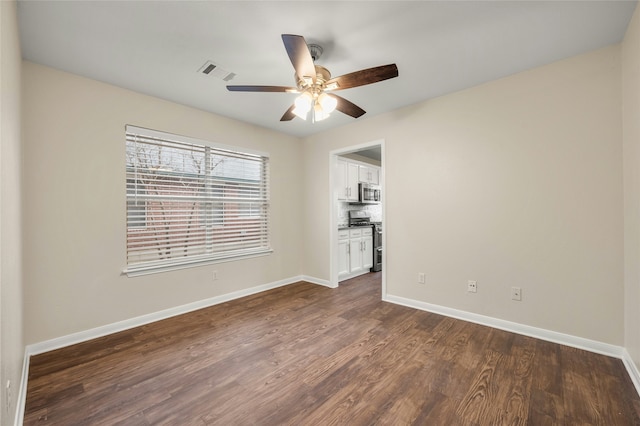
[347,244,350,254]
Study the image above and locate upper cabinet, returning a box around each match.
[336,158,381,201]
[358,165,380,185]
[336,159,360,202]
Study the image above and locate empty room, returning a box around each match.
[2,0,640,424]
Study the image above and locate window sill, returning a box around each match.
[123,249,273,277]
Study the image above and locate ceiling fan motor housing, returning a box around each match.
[296,65,331,92]
[315,66,331,84]
[308,44,323,61]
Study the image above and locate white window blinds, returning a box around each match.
[125,125,271,276]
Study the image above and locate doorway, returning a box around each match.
[329,140,386,298]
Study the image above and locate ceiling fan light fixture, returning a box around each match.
[318,93,337,114]
[313,102,330,122]
[295,91,313,112]
[292,106,308,120]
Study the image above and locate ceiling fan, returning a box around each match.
[227,34,399,123]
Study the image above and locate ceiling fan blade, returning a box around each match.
[227,85,298,93]
[326,64,398,91]
[333,94,366,118]
[282,34,316,84]
[280,104,296,121]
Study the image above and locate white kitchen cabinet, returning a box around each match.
[336,159,360,202]
[362,233,373,270]
[339,227,373,281]
[349,238,363,274]
[358,165,380,185]
[337,229,350,277]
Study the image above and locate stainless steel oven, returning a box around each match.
[371,222,382,272]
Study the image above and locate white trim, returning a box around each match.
[329,153,339,288]
[622,349,640,396]
[123,250,272,277]
[301,275,335,288]
[13,350,30,426]
[380,141,386,299]
[384,293,626,359]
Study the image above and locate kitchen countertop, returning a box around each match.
[339,225,375,230]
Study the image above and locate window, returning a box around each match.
[126,178,147,228]
[124,125,271,276]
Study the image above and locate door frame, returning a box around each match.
[329,139,386,298]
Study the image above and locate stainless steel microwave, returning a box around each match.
[359,183,381,204]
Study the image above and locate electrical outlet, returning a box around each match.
[511,286,522,301]
[467,280,477,293]
[418,273,426,284]
[212,270,218,281]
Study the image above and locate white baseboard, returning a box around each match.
[622,349,640,397]
[384,293,624,358]
[301,275,335,288]
[13,347,30,426]
[383,293,640,397]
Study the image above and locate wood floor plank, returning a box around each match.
[487,334,536,425]
[23,273,640,425]
[455,349,504,424]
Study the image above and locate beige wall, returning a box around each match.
[304,45,624,344]
[623,5,640,372]
[0,0,23,423]
[22,62,303,344]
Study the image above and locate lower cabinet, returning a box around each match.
[338,227,373,282]
[362,233,373,270]
[338,235,350,277]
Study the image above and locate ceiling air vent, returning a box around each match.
[198,61,235,82]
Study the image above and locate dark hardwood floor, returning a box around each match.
[24,273,640,425]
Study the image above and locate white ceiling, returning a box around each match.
[17,1,637,138]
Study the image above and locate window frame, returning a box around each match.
[123,125,272,277]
